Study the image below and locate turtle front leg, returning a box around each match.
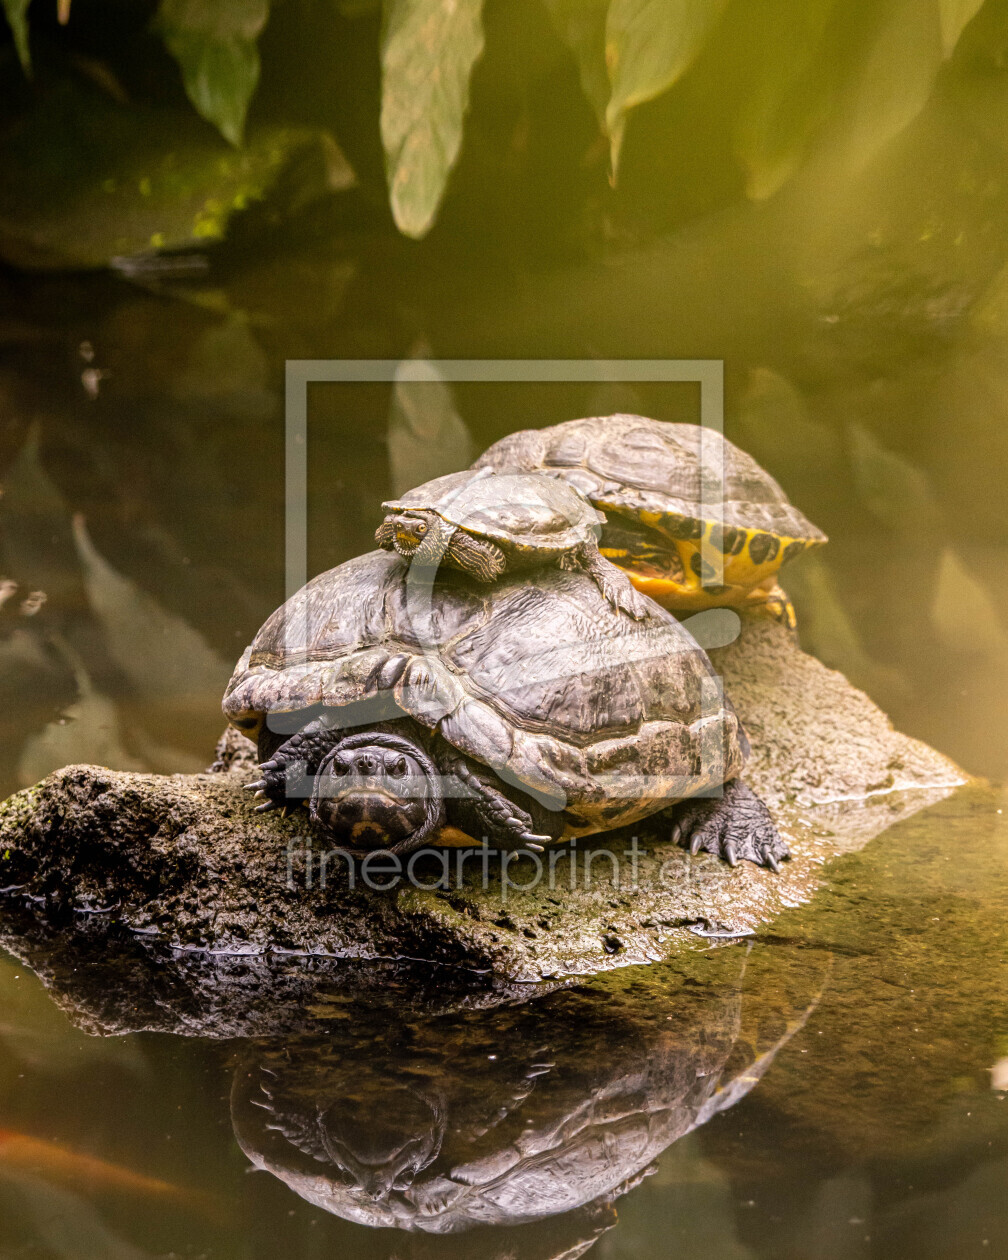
[569,540,651,619]
[438,748,556,851]
[246,717,342,814]
[444,529,508,582]
[671,778,788,871]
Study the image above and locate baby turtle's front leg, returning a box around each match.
[445,529,508,582]
[571,540,651,619]
[671,778,788,871]
[246,717,343,813]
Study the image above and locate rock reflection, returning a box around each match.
[231,951,818,1252]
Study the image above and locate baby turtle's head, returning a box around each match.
[385,509,445,559]
[309,732,444,852]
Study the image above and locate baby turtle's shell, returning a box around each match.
[382,468,604,558]
[223,550,745,837]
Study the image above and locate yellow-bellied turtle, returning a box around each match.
[473,415,826,627]
[223,549,786,869]
[375,467,648,618]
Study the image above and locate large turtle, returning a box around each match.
[376,467,648,619]
[223,549,786,869]
[473,414,826,627]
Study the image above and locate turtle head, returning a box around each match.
[315,1087,444,1199]
[383,509,451,564]
[309,732,445,853]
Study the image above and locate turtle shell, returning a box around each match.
[382,468,604,557]
[473,414,826,545]
[223,550,745,837]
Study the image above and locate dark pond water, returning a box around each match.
[2,7,1008,1255]
[0,787,1004,1258]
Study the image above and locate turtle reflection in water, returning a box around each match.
[231,959,817,1251]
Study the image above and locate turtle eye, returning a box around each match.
[415,521,427,535]
[329,757,349,776]
[389,755,408,778]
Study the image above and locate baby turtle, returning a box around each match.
[223,549,787,869]
[375,467,648,619]
[474,415,826,628]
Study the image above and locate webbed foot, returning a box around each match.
[672,778,788,871]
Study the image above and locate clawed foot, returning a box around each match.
[244,724,332,814]
[672,779,788,871]
[580,545,651,620]
[474,790,551,852]
[598,566,651,620]
[244,757,297,814]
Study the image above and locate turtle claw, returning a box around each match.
[245,780,268,793]
[672,780,789,872]
[520,832,550,852]
[255,799,280,814]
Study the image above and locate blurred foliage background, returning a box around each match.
[1,0,1008,794]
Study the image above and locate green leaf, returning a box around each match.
[938,0,987,57]
[156,0,269,146]
[541,0,610,128]
[604,0,729,174]
[1,0,30,74]
[732,0,841,201]
[380,0,485,239]
[832,0,943,175]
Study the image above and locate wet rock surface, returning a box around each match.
[0,620,966,983]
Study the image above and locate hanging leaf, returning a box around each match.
[848,423,934,534]
[156,0,269,147]
[380,0,485,239]
[604,0,729,174]
[938,0,987,58]
[1,0,30,73]
[387,347,474,495]
[541,0,610,128]
[830,0,943,177]
[733,0,842,201]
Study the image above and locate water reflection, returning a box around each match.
[231,949,817,1252]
